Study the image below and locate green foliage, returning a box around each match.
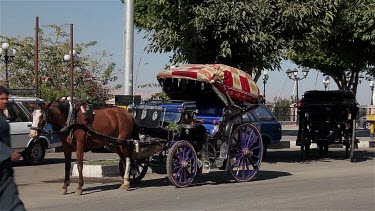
[131,0,336,80]
[150,91,170,101]
[165,120,179,132]
[274,97,293,108]
[287,0,375,95]
[0,25,121,104]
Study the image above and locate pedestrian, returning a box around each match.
[0,86,26,211]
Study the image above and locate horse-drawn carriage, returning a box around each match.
[296,90,359,161]
[30,64,264,194]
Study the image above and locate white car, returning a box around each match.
[7,96,61,165]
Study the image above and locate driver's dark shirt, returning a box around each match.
[0,113,12,163]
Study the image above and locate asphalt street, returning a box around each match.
[13,148,375,210]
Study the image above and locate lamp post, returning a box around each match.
[370,80,374,105]
[0,42,17,89]
[323,76,330,91]
[262,70,269,104]
[286,68,309,103]
[63,50,80,101]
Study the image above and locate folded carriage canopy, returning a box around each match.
[299,90,359,122]
[156,64,260,106]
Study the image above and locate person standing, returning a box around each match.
[0,86,26,211]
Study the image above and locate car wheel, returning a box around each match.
[22,140,45,165]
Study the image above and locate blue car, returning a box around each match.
[195,104,282,156]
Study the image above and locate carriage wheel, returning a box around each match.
[299,115,308,160]
[118,159,149,182]
[350,119,356,162]
[227,123,263,182]
[166,140,198,188]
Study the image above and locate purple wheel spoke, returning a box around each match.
[235,158,243,176]
[247,156,257,169]
[248,134,258,149]
[183,169,188,182]
[245,130,254,148]
[250,145,261,151]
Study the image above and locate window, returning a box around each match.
[253,107,275,121]
[7,103,29,122]
[242,112,257,122]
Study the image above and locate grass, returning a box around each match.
[83,159,120,166]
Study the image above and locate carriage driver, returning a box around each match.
[0,86,26,211]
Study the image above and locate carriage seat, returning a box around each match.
[196,107,223,136]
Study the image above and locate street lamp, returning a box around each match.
[370,80,374,105]
[323,76,330,91]
[262,70,269,104]
[286,68,309,103]
[0,42,17,89]
[63,50,80,101]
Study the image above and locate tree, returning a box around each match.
[287,0,375,95]
[129,0,335,81]
[0,25,121,104]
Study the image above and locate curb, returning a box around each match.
[71,163,120,178]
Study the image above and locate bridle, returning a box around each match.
[30,100,75,135]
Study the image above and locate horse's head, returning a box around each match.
[29,105,47,138]
[29,100,71,137]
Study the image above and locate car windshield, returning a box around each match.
[162,112,182,123]
[252,107,275,121]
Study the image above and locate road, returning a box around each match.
[14,149,375,210]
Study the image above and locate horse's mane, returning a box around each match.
[56,100,70,118]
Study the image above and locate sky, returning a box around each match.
[0,0,373,105]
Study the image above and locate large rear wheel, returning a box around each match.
[166,140,198,188]
[227,123,263,182]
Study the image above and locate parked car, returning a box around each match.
[6,96,61,165]
[196,104,282,157]
[357,116,370,129]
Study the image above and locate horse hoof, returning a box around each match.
[59,189,67,195]
[75,189,83,196]
[119,184,130,190]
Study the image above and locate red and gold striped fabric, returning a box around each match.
[156,64,259,103]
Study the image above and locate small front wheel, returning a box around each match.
[227,123,263,182]
[118,159,149,182]
[166,140,198,187]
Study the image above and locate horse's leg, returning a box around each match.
[120,157,131,190]
[117,146,131,190]
[60,145,71,195]
[75,136,85,196]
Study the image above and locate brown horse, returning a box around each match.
[29,100,140,195]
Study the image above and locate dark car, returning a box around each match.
[195,104,282,156]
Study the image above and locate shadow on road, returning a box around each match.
[40,169,292,194]
[12,158,77,167]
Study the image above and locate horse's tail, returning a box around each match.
[131,116,140,140]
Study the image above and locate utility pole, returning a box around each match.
[124,0,134,95]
